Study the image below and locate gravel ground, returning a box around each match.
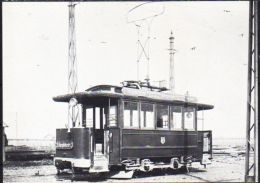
[3,154,245,182]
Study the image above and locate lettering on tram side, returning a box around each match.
[56,141,73,150]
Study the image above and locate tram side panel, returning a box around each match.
[108,128,121,165]
[55,128,92,169]
[121,129,201,162]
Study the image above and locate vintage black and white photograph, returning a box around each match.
[2,1,259,182]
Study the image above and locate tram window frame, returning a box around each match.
[156,104,169,130]
[72,103,83,128]
[183,107,196,131]
[85,106,94,128]
[108,105,118,127]
[140,102,155,129]
[123,101,139,129]
[170,105,183,130]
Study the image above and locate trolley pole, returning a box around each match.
[245,1,259,182]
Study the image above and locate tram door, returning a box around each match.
[86,106,109,172]
[92,107,108,156]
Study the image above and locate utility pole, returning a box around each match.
[68,2,79,131]
[245,1,259,182]
[68,2,78,94]
[169,31,175,93]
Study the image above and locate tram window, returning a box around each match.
[79,104,83,127]
[95,107,100,129]
[124,101,139,128]
[184,107,195,130]
[171,106,182,130]
[156,104,169,129]
[197,110,204,130]
[109,106,117,127]
[73,104,83,127]
[86,107,93,127]
[140,103,154,129]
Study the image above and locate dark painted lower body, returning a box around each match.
[54,128,212,172]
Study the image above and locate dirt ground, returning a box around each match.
[106,154,244,182]
[3,154,245,183]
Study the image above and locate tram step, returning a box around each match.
[110,170,134,179]
[90,154,109,173]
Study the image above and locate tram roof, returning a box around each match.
[53,85,214,110]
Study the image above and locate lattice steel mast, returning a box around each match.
[68,2,79,130]
[68,2,78,94]
[245,1,259,182]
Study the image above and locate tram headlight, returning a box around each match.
[69,97,78,107]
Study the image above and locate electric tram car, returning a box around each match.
[53,80,213,175]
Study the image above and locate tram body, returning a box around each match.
[53,81,213,174]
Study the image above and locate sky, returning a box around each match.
[3,1,249,139]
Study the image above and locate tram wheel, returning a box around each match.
[179,165,189,173]
[56,168,61,175]
[72,167,83,174]
[97,172,109,180]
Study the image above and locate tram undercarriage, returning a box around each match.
[55,154,211,179]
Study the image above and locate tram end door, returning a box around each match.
[89,106,109,173]
[199,130,212,167]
